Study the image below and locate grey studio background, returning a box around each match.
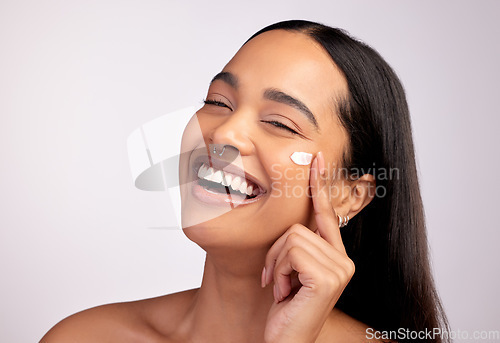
[1,1,499,342]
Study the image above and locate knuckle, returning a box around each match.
[312,273,341,296]
[285,232,302,247]
[341,257,355,277]
[287,245,303,259]
[289,223,304,234]
[347,258,355,276]
[337,260,355,282]
[338,268,350,282]
[325,274,342,290]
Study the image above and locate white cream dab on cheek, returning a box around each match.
[290,152,313,165]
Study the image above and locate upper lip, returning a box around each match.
[192,154,267,193]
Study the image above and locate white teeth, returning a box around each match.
[197,163,261,197]
[239,180,247,194]
[205,167,215,181]
[224,174,233,186]
[212,170,223,183]
[197,164,207,178]
[231,176,242,191]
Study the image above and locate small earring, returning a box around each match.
[338,214,350,228]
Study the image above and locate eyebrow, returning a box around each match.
[211,72,239,89]
[210,71,319,130]
[263,88,319,130]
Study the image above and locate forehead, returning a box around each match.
[222,30,348,122]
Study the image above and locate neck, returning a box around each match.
[184,248,274,342]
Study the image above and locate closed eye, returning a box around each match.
[261,120,299,135]
[203,99,233,111]
[203,99,299,135]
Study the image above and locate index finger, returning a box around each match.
[310,151,346,253]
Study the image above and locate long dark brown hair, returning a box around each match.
[246,20,449,343]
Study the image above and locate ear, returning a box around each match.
[335,174,376,219]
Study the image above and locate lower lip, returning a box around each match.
[191,180,265,207]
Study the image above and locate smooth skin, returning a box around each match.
[42,30,385,343]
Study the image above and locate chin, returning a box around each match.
[181,219,263,252]
[181,205,313,255]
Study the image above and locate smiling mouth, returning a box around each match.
[189,151,268,206]
[196,162,265,200]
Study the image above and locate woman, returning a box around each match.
[42,20,448,342]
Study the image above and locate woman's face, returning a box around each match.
[180,30,349,251]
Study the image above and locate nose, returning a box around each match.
[207,110,256,157]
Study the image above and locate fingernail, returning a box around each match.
[261,267,266,288]
[265,266,271,286]
[273,283,279,303]
[318,151,326,176]
[276,283,283,302]
[312,156,318,172]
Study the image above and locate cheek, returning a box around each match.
[258,150,314,233]
[269,164,311,200]
[261,145,312,196]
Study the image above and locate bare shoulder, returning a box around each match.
[317,308,397,343]
[40,288,199,343]
[40,301,150,343]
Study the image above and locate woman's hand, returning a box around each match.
[262,152,355,343]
